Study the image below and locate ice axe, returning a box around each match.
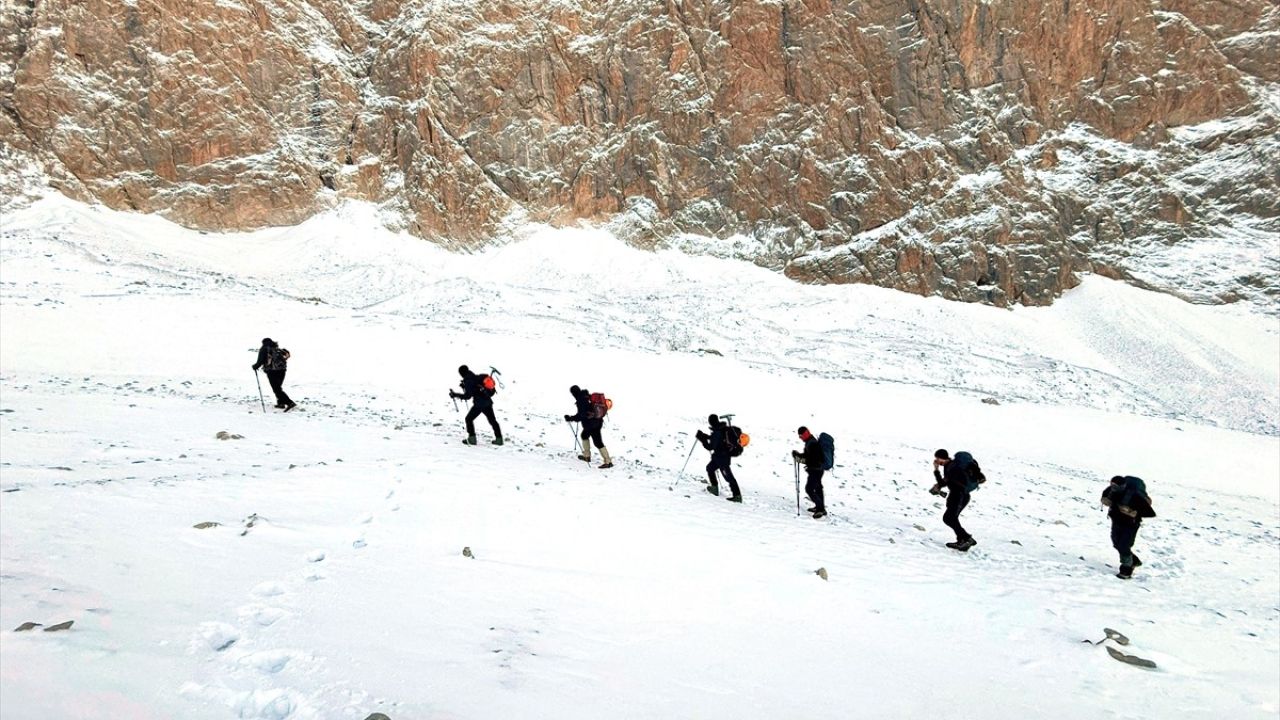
[489,366,504,389]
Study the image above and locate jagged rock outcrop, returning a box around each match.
[2,0,1276,308]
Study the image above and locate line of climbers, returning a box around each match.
[250,339,1156,580]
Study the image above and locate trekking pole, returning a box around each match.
[794,458,801,517]
[253,369,266,413]
[568,420,582,453]
[679,437,698,476]
[450,393,459,413]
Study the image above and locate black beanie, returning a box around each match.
[934,449,950,460]
[570,385,581,395]
[708,414,720,426]
[458,365,470,376]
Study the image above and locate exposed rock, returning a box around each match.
[43,620,74,632]
[215,431,243,440]
[815,567,828,580]
[462,546,474,559]
[981,397,1000,405]
[2,0,1275,308]
[13,622,41,632]
[192,521,220,530]
[1106,645,1158,669]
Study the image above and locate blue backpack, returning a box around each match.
[953,451,985,491]
[818,433,835,471]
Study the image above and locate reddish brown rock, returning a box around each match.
[1,0,1275,307]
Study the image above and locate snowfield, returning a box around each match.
[1,197,1277,719]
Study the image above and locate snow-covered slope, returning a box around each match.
[1,198,1277,719]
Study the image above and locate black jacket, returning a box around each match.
[796,437,823,472]
[699,422,731,457]
[1103,476,1155,522]
[567,390,594,424]
[456,371,494,409]
[253,342,288,372]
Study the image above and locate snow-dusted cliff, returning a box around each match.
[2,0,1277,308]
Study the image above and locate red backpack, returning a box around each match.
[588,392,612,419]
[479,374,497,394]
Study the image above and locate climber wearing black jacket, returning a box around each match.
[696,414,742,502]
[565,385,612,468]
[450,365,502,445]
[251,338,294,411]
[932,449,985,551]
[793,427,826,519]
[1102,475,1155,579]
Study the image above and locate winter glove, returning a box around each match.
[696,430,707,441]
[449,391,460,399]
[564,414,572,422]
[791,450,802,460]
[929,483,945,496]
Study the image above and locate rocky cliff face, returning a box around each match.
[3,0,1276,308]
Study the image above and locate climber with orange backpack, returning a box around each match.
[696,414,745,503]
[565,385,613,468]
[450,365,503,446]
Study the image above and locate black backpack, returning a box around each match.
[818,433,835,471]
[724,425,746,457]
[265,346,289,371]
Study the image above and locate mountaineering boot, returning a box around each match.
[706,483,720,497]
[728,494,743,503]
[283,402,297,412]
[957,537,977,552]
[491,436,504,446]
[1117,565,1134,580]
[463,435,478,445]
[946,540,964,550]
[811,509,827,519]
[598,447,613,469]
[578,446,592,462]
[806,506,819,513]
[1131,555,1143,568]
[275,403,286,409]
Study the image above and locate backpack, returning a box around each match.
[1105,476,1156,519]
[724,425,749,457]
[265,346,289,371]
[478,374,497,395]
[588,392,612,420]
[817,433,835,471]
[953,451,985,492]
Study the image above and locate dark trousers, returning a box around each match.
[265,370,292,406]
[581,421,604,448]
[465,405,501,438]
[707,454,741,497]
[805,468,826,511]
[943,488,972,541]
[1111,517,1141,567]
